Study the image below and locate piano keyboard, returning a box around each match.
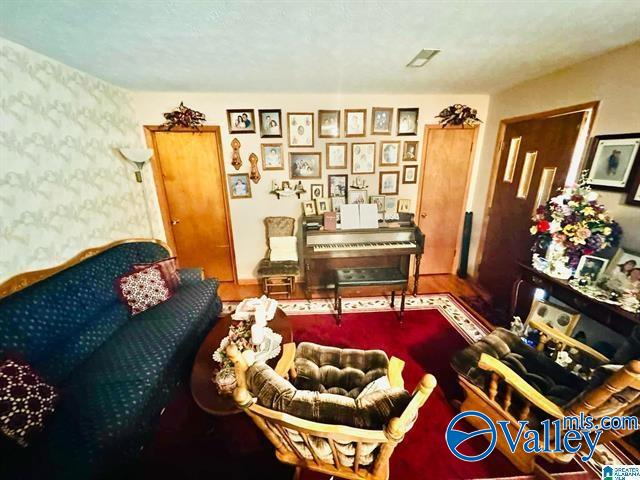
[313,241,417,252]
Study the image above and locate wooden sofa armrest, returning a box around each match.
[477,353,565,419]
[275,342,296,377]
[387,357,405,389]
[529,319,608,363]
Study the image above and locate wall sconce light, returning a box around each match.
[118,148,154,182]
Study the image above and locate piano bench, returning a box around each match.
[334,267,408,325]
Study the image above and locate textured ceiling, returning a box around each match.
[1,0,639,93]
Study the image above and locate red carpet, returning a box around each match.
[137,298,587,480]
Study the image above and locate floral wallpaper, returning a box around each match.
[0,38,161,284]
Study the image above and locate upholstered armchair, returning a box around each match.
[256,216,300,297]
[227,341,437,480]
[452,328,640,473]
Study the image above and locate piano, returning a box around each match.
[302,218,425,295]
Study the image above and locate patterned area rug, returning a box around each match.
[139,294,631,479]
[223,293,490,344]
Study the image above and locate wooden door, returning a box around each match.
[477,112,585,309]
[146,127,236,281]
[417,126,477,274]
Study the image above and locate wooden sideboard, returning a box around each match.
[511,263,640,337]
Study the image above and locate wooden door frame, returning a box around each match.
[143,125,238,282]
[416,124,479,274]
[473,101,600,277]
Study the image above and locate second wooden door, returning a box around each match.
[147,127,236,281]
[417,126,477,274]
[477,111,586,309]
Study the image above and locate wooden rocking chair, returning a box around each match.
[227,342,437,480]
[453,328,640,473]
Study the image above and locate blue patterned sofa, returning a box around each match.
[0,240,222,479]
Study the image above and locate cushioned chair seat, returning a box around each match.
[256,258,300,276]
[248,362,411,430]
[293,342,389,398]
[451,328,587,408]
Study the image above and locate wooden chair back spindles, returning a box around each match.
[227,342,437,480]
[567,359,640,417]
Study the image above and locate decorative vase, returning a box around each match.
[544,242,573,280]
[213,366,237,395]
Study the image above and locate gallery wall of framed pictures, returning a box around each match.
[223,106,423,209]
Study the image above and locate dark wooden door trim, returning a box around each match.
[416,124,479,274]
[143,125,238,282]
[473,101,600,277]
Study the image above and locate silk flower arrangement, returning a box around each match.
[530,173,622,277]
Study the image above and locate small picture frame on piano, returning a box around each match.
[315,198,331,214]
[370,195,385,213]
[397,199,412,213]
[332,196,346,211]
[302,200,317,216]
[385,197,397,212]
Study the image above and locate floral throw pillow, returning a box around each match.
[132,257,180,292]
[0,358,59,447]
[116,265,172,315]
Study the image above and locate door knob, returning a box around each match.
[420,213,427,218]
[171,219,180,225]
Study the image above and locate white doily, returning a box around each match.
[212,327,282,364]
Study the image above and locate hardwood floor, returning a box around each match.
[217,274,483,302]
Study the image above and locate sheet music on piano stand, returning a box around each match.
[359,204,378,229]
[339,204,360,230]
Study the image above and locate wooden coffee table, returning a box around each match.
[190,307,292,415]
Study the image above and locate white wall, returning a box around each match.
[0,38,160,283]
[133,93,490,280]
[468,42,640,275]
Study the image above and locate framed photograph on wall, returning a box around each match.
[287,112,314,147]
[403,165,418,184]
[261,143,284,170]
[227,173,252,198]
[397,108,419,136]
[310,184,324,200]
[290,152,322,179]
[318,110,341,138]
[345,109,367,137]
[379,141,400,166]
[227,109,256,134]
[347,189,367,204]
[328,174,348,197]
[403,141,419,161]
[258,109,282,137]
[351,143,376,174]
[371,107,393,135]
[585,133,640,190]
[379,171,399,195]
[326,142,348,169]
[369,195,385,213]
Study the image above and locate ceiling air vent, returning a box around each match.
[406,49,441,68]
